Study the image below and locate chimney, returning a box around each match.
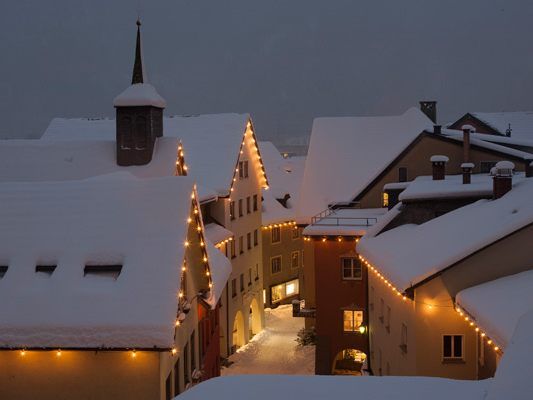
[461,163,474,184]
[492,161,514,199]
[430,155,449,180]
[419,101,437,123]
[433,125,442,135]
[461,125,474,163]
[525,159,533,178]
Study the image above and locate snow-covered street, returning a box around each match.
[221,304,315,376]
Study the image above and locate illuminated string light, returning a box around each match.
[455,307,502,354]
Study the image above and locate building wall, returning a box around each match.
[0,350,161,400]
[303,238,317,330]
[357,134,527,209]
[261,224,304,308]
[212,122,265,358]
[312,239,369,375]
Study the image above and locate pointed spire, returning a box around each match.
[131,19,145,84]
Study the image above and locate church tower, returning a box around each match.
[113,19,166,166]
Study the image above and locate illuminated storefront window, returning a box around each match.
[343,310,363,332]
[270,279,299,303]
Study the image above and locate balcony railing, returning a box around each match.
[311,206,377,227]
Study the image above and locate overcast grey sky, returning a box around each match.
[1,0,533,143]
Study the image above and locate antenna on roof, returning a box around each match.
[505,123,512,137]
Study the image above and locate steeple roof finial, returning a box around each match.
[131,18,145,84]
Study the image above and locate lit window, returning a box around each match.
[271,227,281,243]
[382,192,389,207]
[343,310,364,332]
[341,258,362,280]
[443,335,464,360]
[270,279,299,303]
[286,282,296,296]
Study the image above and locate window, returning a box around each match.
[443,335,464,360]
[174,359,180,396]
[240,273,244,292]
[271,227,281,243]
[246,196,251,214]
[36,265,56,276]
[341,258,362,280]
[239,236,244,254]
[343,310,364,332]
[382,192,389,207]
[230,240,236,259]
[244,160,249,178]
[292,227,300,239]
[0,266,8,279]
[238,161,244,179]
[231,279,237,298]
[184,342,190,385]
[480,161,497,173]
[253,195,258,211]
[253,229,258,246]
[190,331,196,372]
[271,256,282,275]
[248,268,252,286]
[247,232,252,250]
[238,199,243,217]
[255,264,259,280]
[398,167,408,182]
[84,264,122,279]
[291,251,300,269]
[400,323,408,353]
[230,201,235,220]
[271,279,299,303]
[386,306,391,333]
[379,298,384,323]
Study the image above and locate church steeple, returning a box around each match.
[131,19,145,84]
[113,19,165,166]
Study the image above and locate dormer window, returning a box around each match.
[0,266,8,279]
[36,265,57,276]
[84,265,122,280]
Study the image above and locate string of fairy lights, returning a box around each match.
[358,254,503,355]
[262,221,297,230]
[13,187,213,359]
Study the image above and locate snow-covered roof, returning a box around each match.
[42,113,252,196]
[358,178,533,292]
[459,131,533,150]
[178,375,489,400]
[113,83,166,108]
[262,189,294,226]
[440,128,533,160]
[0,138,179,183]
[303,208,388,237]
[296,107,433,223]
[0,175,196,349]
[205,240,232,309]
[456,270,533,349]
[204,223,234,246]
[398,173,525,202]
[485,308,533,400]
[259,141,305,224]
[466,111,533,141]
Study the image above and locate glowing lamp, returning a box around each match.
[358,325,366,334]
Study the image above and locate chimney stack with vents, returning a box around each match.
[461,125,474,163]
[492,161,514,199]
[461,163,474,184]
[419,101,437,123]
[430,155,449,180]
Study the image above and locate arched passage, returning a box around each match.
[332,349,367,375]
[232,311,245,351]
[248,297,262,338]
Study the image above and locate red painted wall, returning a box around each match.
[197,302,221,380]
[313,240,369,374]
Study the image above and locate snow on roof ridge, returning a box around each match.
[113,83,166,108]
[359,178,533,292]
